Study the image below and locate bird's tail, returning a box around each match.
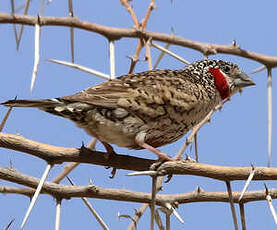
[1,99,63,108]
[1,98,91,122]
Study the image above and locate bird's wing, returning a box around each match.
[61,69,204,115]
[62,79,130,108]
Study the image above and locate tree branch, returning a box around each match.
[1,13,277,66]
[0,167,275,204]
[1,133,277,181]
[0,132,155,171]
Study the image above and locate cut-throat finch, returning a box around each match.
[2,60,255,161]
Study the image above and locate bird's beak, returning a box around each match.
[234,72,256,88]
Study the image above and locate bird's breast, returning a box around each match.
[76,108,146,148]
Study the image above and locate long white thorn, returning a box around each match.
[127,171,158,177]
[267,68,272,167]
[109,40,116,79]
[265,186,277,225]
[20,164,52,230]
[151,42,190,65]
[251,65,266,74]
[55,199,62,230]
[238,167,256,202]
[30,20,41,92]
[47,59,110,80]
[67,177,110,230]
[82,197,110,230]
[153,43,171,69]
[164,203,184,224]
[150,176,157,230]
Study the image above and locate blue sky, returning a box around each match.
[1,0,277,229]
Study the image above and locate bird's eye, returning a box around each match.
[223,66,230,73]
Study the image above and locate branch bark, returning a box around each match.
[1,13,277,66]
[1,133,277,181]
[0,167,274,204]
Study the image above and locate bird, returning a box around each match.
[2,59,255,161]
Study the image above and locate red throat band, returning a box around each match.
[208,68,230,100]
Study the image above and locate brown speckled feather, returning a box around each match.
[2,60,255,157]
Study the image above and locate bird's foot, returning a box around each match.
[101,141,117,160]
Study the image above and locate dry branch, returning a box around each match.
[0,132,155,171]
[2,133,277,180]
[1,13,277,66]
[0,166,276,205]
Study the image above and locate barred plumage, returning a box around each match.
[2,60,255,160]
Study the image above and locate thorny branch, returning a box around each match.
[0,166,276,204]
[121,0,156,73]
[0,3,277,228]
[1,13,277,66]
[1,133,277,181]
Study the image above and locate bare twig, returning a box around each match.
[150,176,158,230]
[15,0,32,13]
[267,68,272,167]
[141,0,156,30]
[127,204,148,230]
[67,177,110,230]
[0,106,13,132]
[118,212,137,229]
[17,0,31,50]
[239,203,246,230]
[154,209,165,230]
[4,219,15,230]
[52,162,79,184]
[166,212,170,230]
[120,0,139,28]
[225,181,239,230]
[128,40,143,73]
[10,0,19,47]
[68,0,74,63]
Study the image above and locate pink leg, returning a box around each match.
[135,132,172,161]
[140,142,172,161]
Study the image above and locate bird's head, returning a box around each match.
[205,60,255,100]
[191,59,255,100]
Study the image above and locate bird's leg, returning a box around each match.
[101,141,117,159]
[135,132,172,161]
